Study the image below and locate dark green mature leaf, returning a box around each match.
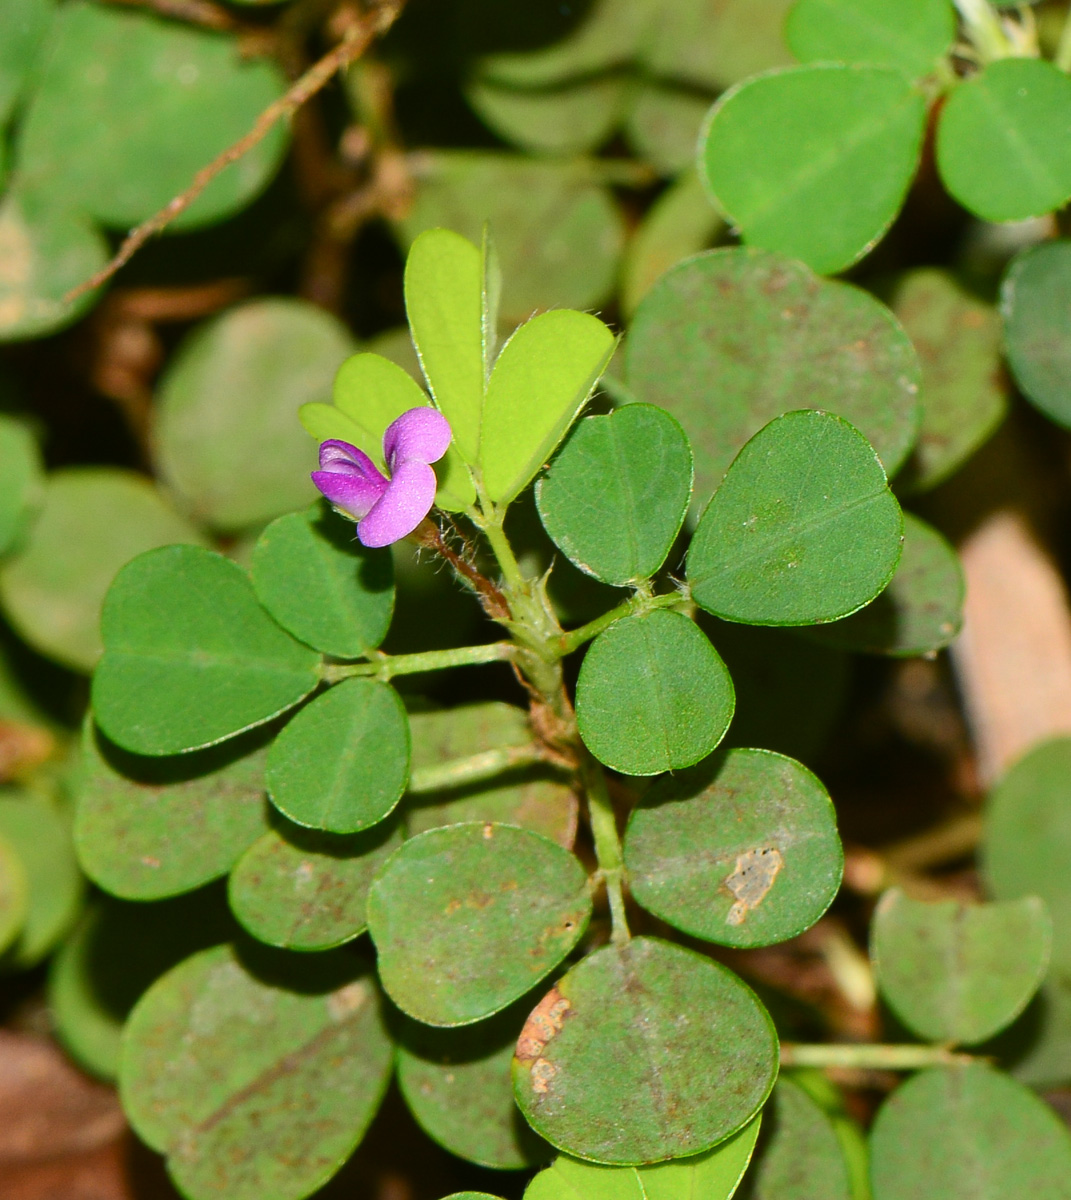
[368,822,591,1026]
[481,310,616,505]
[228,816,403,951]
[872,888,1050,1046]
[624,248,922,501]
[893,268,1007,492]
[937,59,1071,223]
[0,792,83,968]
[982,738,1071,968]
[785,0,955,79]
[266,679,409,834]
[0,833,26,958]
[0,416,42,557]
[399,153,625,319]
[0,467,206,672]
[576,611,734,776]
[805,513,964,657]
[869,1064,1071,1200]
[747,1077,852,1200]
[408,773,578,848]
[92,545,321,756]
[48,889,236,1081]
[1001,241,1071,429]
[524,1120,760,1199]
[513,936,777,1164]
[0,0,53,122]
[252,505,394,659]
[0,191,107,342]
[535,405,692,586]
[687,411,903,626]
[621,169,724,317]
[700,66,926,274]
[75,723,270,901]
[994,971,1071,1088]
[396,1006,550,1170]
[17,2,287,229]
[625,748,843,948]
[156,300,355,532]
[121,944,392,1200]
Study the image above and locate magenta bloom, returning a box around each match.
[312,408,452,548]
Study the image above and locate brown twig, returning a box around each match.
[65,0,407,305]
[99,0,244,33]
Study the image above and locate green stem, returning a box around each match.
[953,0,1014,61]
[557,589,687,657]
[481,514,528,595]
[780,1043,974,1070]
[1058,3,1071,72]
[322,641,513,683]
[408,744,551,794]
[581,755,630,945]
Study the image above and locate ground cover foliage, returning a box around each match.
[3,0,1071,1197]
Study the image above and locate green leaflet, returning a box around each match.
[747,1077,853,1200]
[92,545,321,756]
[700,65,926,275]
[871,888,1051,1045]
[687,410,903,626]
[0,416,42,557]
[1001,241,1071,430]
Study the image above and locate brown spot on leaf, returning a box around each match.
[516,987,572,1061]
[482,823,494,840]
[725,846,784,926]
[531,1058,557,1095]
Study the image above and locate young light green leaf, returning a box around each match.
[872,888,1051,1046]
[0,416,42,558]
[121,944,392,1200]
[404,228,487,466]
[156,299,355,532]
[535,405,693,586]
[525,1119,760,1200]
[266,679,410,834]
[687,410,903,626]
[76,722,270,901]
[481,310,616,505]
[1001,241,1071,430]
[936,59,1071,223]
[869,1064,1071,1200]
[251,504,394,659]
[805,513,964,657]
[92,545,321,756]
[624,248,922,502]
[0,793,83,969]
[785,0,955,80]
[700,65,926,274]
[747,1078,852,1200]
[228,816,403,952]
[0,467,206,672]
[396,1006,550,1170]
[367,822,591,1026]
[894,268,1007,492]
[576,611,735,776]
[625,748,843,948]
[512,937,777,1164]
[17,2,288,229]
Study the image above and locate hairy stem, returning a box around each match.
[481,514,528,596]
[780,1043,974,1069]
[408,744,553,794]
[322,641,513,683]
[581,754,630,945]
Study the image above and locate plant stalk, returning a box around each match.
[557,589,687,657]
[581,754,631,945]
[408,744,552,794]
[322,641,513,682]
[780,1043,974,1070]
[953,0,1015,61]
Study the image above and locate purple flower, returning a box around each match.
[312,408,452,548]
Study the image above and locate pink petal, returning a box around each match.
[312,440,388,520]
[357,460,438,548]
[383,408,452,471]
